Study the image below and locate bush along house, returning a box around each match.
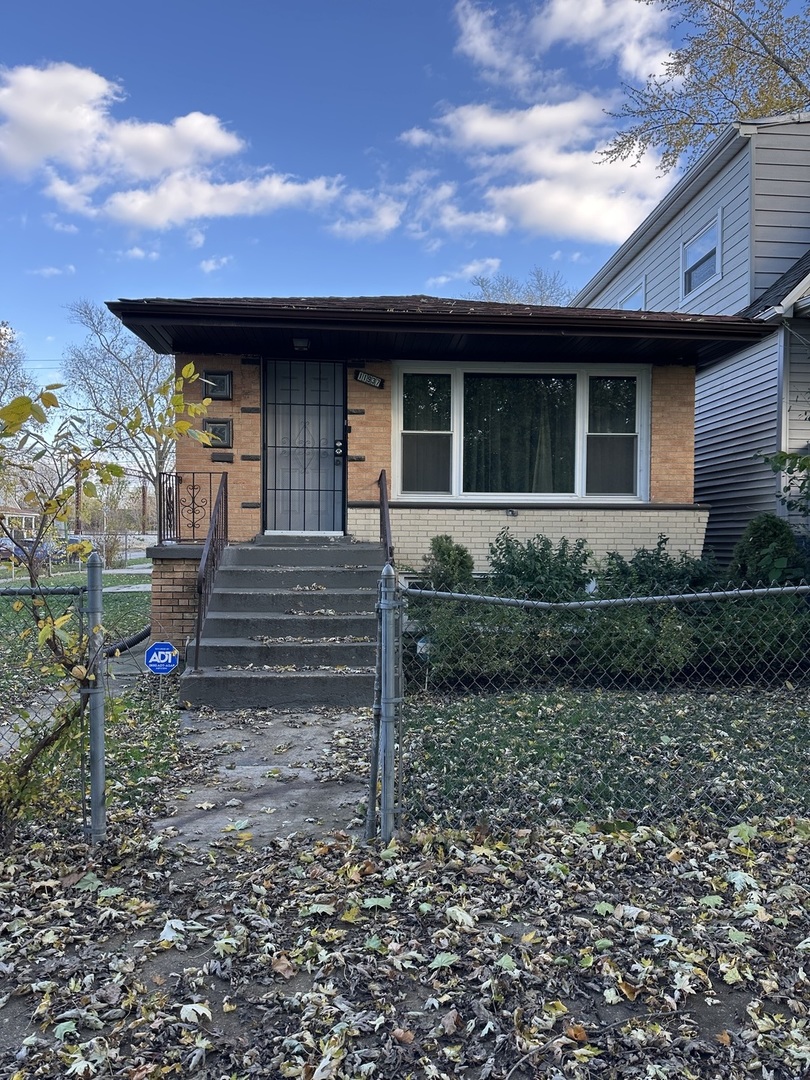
[107,294,771,707]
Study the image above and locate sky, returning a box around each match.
[1,0,683,385]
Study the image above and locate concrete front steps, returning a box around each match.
[179,536,382,710]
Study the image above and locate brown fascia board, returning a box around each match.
[107,297,771,348]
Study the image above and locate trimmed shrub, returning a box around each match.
[729,513,807,585]
[421,534,475,592]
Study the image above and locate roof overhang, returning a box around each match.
[106,295,774,368]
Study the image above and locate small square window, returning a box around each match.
[203,371,233,400]
[204,418,233,448]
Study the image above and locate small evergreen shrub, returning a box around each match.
[421,534,475,592]
[728,514,807,584]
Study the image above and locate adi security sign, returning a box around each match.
[145,641,179,675]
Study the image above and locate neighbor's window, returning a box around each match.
[397,367,646,499]
[618,280,645,310]
[683,218,720,296]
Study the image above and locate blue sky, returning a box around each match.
[2,0,681,383]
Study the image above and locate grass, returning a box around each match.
[0,587,151,716]
[404,688,810,830]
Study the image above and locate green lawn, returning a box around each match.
[0,587,151,716]
[404,688,810,829]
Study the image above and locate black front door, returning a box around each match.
[264,360,346,532]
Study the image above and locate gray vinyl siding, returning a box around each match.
[588,147,752,316]
[784,319,810,531]
[786,320,810,455]
[695,335,781,561]
[752,124,810,295]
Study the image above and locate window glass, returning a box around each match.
[403,373,451,431]
[402,374,452,492]
[684,222,718,295]
[463,374,576,493]
[619,284,644,310]
[587,377,637,494]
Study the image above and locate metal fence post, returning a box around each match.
[365,598,383,840]
[379,563,399,844]
[86,552,106,845]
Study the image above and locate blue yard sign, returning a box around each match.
[145,641,179,675]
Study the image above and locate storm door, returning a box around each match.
[264,360,346,532]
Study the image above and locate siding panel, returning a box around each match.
[589,148,752,315]
[695,336,780,560]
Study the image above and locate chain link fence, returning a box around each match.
[0,557,154,845]
[391,576,810,832]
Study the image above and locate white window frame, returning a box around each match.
[393,363,650,502]
[618,278,646,310]
[681,211,722,303]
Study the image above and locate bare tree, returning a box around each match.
[61,300,177,493]
[466,266,576,306]
[0,321,34,405]
[602,0,810,174]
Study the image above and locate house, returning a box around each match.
[573,112,810,561]
[108,295,770,660]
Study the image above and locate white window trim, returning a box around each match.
[681,210,723,305]
[618,277,646,310]
[393,362,651,503]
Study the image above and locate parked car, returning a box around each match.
[0,537,26,564]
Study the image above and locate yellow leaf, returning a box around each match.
[39,391,59,408]
[181,362,196,379]
[617,980,640,1001]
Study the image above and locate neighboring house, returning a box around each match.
[573,112,810,561]
[107,295,770,646]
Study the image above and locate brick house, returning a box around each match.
[108,295,769,651]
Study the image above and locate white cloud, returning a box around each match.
[0,61,343,231]
[426,256,501,287]
[329,192,405,239]
[102,171,343,229]
[28,264,75,277]
[200,255,232,273]
[42,212,78,234]
[187,227,206,249]
[397,2,673,247]
[533,0,670,82]
[453,0,537,93]
[121,246,159,260]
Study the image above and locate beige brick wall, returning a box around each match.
[650,366,695,503]
[348,506,709,572]
[149,550,202,653]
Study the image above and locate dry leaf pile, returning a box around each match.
[2,805,810,1078]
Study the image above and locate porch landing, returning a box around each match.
[179,536,382,710]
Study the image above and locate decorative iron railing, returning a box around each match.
[193,473,228,671]
[377,470,394,564]
[157,472,224,544]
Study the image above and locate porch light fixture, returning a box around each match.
[293,337,310,352]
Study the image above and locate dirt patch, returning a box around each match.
[153,704,372,847]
